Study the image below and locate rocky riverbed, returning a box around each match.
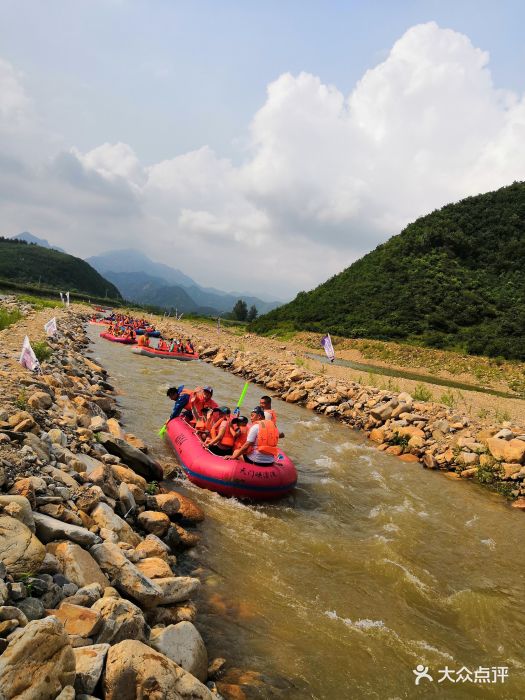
[0,301,231,699]
[153,317,525,510]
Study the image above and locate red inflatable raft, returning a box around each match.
[132,347,199,361]
[166,417,297,500]
[100,332,136,344]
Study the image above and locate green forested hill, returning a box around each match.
[252,182,525,359]
[0,238,122,299]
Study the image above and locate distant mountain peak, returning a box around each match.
[11,231,65,253]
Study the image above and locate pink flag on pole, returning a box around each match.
[19,336,41,372]
[321,333,335,362]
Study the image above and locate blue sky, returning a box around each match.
[1,0,523,163]
[0,1,524,297]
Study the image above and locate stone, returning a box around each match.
[47,542,110,589]
[0,495,35,531]
[0,616,75,699]
[369,428,385,443]
[45,466,80,491]
[118,481,136,515]
[12,418,37,433]
[385,445,403,456]
[7,411,33,428]
[33,512,101,547]
[125,433,147,452]
[48,428,67,446]
[422,453,438,469]
[27,391,53,410]
[90,543,163,606]
[138,510,170,537]
[90,503,141,546]
[92,596,148,644]
[38,504,83,527]
[399,454,419,463]
[149,621,208,681]
[459,451,480,466]
[89,463,120,500]
[460,468,477,479]
[165,524,200,550]
[150,576,200,606]
[46,602,102,638]
[493,428,514,441]
[17,597,45,621]
[74,644,109,694]
[135,534,170,560]
[89,416,108,432]
[136,557,173,580]
[157,491,205,524]
[62,582,103,607]
[0,606,28,627]
[96,433,163,481]
[103,639,212,700]
[111,464,148,490]
[487,437,525,464]
[284,388,307,403]
[501,463,522,479]
[0,515,45,576]
[511,498,525,510]
[145,601,197,627]
[75,485,104,513]
[55,687,75,700]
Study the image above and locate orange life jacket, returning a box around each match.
[233,424,249,451]
[265,408,277,424]
[251,420,279,456]
[216,417,234,447]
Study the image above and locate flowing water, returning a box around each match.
[89,327,525,699]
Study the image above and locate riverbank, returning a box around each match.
[0,299,229,698]
[145,314,525,508]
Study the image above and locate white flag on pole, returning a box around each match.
[66,291,70,307]
[59,292,64,304]
[44,317,57,337]
[19,336,41,373]
[217,317,221,334]
[321,333,335,362]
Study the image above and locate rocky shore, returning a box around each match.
[0,303,229,699]
[154,317,525,510]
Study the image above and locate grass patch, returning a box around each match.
[0,307,22,330]
[32,341,52,363]
[18,294,62,310]
[413,383,433,402]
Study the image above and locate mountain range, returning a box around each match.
[11,231,65,253]
[86,249,282,315]
[252,181,525,360]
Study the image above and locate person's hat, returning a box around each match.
[251,406,265,417]
[203,386,213,394]
[218,406,230,414]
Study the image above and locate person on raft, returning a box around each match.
[225,406,279,465]
[259,395,285,438]
[166,386,191,419]
[191,386,218,423]
[204,406,234,456]
[195,406,222,441]
[137,333,150,347]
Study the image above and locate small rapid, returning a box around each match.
[89,327,525,698]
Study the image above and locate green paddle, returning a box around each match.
[158,424,167,437]
[234,382,249,415]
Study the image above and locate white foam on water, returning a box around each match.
[359,454,373,465]
[412,640,454,661]
[374,535,394,544]
[370,470,387,489]
[465,514,479,527]
[334,441,353,453]
[383,559,431,593]
[314,456,334,468]
[417,511,429,519]
[383,522,400,533]
[368,505,382,519]
[481,538,496,550]
[324,610,386,632]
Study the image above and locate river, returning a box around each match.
[89,327,525,699]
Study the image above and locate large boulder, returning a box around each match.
[0,495,35,531]
[74,644,109,694]
[89,542,163,606]
[0,616,75,699]
[90,503,141,546]
[92,596,148,644]
[96,433,163,481]
[46,603,102,638]
[103,640,212,700]
[33,513,101,547]
[149,621,208,682]
[487,437,525,464]
[47,542,109,588]
[0,515,45,576]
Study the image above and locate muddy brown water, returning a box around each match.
[89,327,525,699]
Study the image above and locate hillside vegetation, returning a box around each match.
[0,238,121,299]
[252,182,525,360]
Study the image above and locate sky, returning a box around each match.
[0,0,524,299]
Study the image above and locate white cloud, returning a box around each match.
[1,22,525,298]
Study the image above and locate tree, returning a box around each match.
[232,299,248,321]
[247,304,258,322]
